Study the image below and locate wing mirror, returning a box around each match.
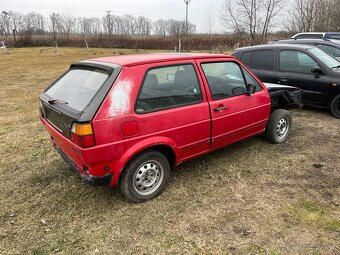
[311,66,323,74]
[246,84,256,95]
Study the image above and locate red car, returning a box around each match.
[39,53,302,202]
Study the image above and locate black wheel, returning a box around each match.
[118,150,170,203]
[265,109,292,144]
[330,94,340,119]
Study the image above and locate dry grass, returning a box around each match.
[0,47,339,255]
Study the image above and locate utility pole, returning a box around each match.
[52,13,56,42]
[106,10,112,35]
[106,10,114,52]
[184,0,191,35]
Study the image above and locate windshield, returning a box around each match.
[308,47,340,68]
[46,68,109,111]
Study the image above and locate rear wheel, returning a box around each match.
[330,94,340,119]
[265,109,292,144]
[118,150,170,203]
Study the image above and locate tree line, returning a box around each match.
[0,0,339,49]
[222,0,340,44]
[0,11,196,41]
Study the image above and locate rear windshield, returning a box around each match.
[46,68,109,111]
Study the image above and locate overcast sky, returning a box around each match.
[0,0,226,33]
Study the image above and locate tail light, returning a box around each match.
[70,123,95,148]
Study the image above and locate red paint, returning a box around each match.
[41,54,271,187]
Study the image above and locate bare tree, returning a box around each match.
[221,0,283,44]
[153,19,168,36]
[287,0,340,32]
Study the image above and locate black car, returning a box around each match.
[232,44,340,118]
[269,38,340,60]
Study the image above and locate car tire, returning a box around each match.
[265,109,292,144]
[118,150,170,203]
[330,94,340,119]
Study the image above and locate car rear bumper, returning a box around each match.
[57,147,113,186]
[41,117,118,186]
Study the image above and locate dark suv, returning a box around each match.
[232,44,340,118]
[269,39,340,61]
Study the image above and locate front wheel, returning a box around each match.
[330,94,340,119]
[265,109,292,144]
[118,150,170,203]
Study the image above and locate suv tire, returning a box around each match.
[265,109,292,144]
[330,94,340,119]
[118,150,170,203]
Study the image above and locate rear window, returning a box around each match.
[240,51,253,66]
[46,68,109,112]
[251,50,274,70]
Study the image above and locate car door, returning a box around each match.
[245,49,277,83]
[133,61,211,162]
[196,59,271,150]
[276,48,331,105]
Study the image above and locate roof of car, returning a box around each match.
[268,38,340,47]
[90,53,229,67]
[270,38,334,44]
[234,43,316,51]
[291,32,325,38]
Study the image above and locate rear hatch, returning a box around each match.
[39,61,121,140]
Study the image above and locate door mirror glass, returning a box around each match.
[246,84,257,95]
[311,66,323,74]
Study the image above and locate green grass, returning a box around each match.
[0,47,339,254]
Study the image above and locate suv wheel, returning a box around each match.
[118,150,170,203]
[265,109,292,144]
[330,94,340,119]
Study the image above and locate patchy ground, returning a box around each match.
[0,48,339,255]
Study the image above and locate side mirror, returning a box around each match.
[311,66,323,74]
[246,84,256,95]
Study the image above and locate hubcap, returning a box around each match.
[133,160,164,196]
[276,118,289,140]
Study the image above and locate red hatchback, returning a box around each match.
[40,53,301,202]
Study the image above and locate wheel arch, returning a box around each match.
[110,137,178,186]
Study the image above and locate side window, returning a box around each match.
[201,62,247,100]
[279,50,318,73]
[241,67,262,92]
[136,64,202,113]
[240,51,253,66]
[329,35,340,40]
[250,50,274,70]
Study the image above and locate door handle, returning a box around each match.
[213,105,228,112]
[278,77,288,83]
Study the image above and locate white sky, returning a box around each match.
[0,0,227,33]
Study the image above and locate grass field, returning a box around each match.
[0,47,339,255]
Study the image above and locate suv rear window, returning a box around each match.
[240,51,253,66]
[45,68,109,112]
[251,50,274,70]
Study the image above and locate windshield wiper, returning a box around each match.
[48,98,68,105]
[331,65,340,69]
